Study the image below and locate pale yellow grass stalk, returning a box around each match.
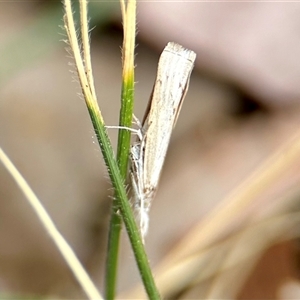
[0,147,102,300]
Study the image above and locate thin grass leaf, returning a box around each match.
[63,1,160,298]
[105,0,136,298]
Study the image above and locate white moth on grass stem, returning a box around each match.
[130,42,196,242]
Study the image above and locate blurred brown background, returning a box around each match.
[1,1,300,299]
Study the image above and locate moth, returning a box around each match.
[130,42,196,242]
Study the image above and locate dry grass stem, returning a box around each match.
[0,147,103,300]
[123,130,300,298]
